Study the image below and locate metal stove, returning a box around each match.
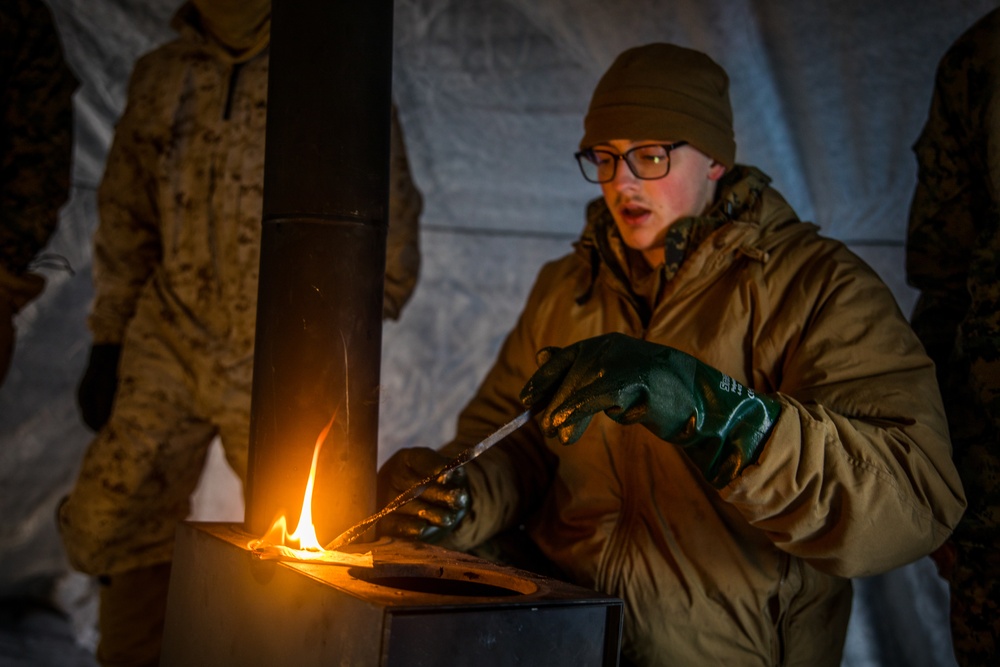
[161,524,622,666]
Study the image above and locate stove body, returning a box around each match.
[161,523,623,666]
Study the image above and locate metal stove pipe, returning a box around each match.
[244,0,393,542]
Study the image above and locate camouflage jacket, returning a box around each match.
[906,7,999,539]
[0,0,76,308]
[89,2,422,353]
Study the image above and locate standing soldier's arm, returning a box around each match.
[382,104,422,320]
[0,0,77,381]
[88,55,165,346]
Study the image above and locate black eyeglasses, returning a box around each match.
[574,141,688,183]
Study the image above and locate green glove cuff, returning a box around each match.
[521,333,781,489]
[667,359,781,488]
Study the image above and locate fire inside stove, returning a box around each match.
[247,412,372,567]
[162,383,622,666]
[162,362,622,665]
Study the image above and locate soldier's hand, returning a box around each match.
[77,344,122,431]
[376,447,469,543]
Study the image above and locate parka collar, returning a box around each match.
[573,165,774,308]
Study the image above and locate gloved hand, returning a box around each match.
[519,332,781,488]
[77,344,122,431]
[376,447,470,543]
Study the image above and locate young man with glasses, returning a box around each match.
[379,43,965,666]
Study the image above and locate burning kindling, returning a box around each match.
[248,412,372,566]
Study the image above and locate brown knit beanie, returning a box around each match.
[581,43,736,168]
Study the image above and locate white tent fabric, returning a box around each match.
[2,0,996,664]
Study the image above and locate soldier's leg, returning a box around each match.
[949,541,1000,666]
[946,402,1000,667]
[59,337,217,666]
[189,370,251,531]
[208,361,252,487]
[94,562,172,667]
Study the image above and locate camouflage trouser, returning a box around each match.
[949,540,1000,666]
[95,563,172,667]
[58,301,252,576]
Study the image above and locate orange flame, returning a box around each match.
[249,413,336,560]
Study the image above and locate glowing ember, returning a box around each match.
[248,412,372,566]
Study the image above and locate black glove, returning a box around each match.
[376,447,470,543]
[77,344,122,431]
[519,332,781,488]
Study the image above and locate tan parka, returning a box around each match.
[440,167,965,666]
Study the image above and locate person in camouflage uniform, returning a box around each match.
[57,1,423,664]
[0,0,77,384]
[906,8,1000,667]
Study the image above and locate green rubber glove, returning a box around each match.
[519,332,781,488]
[376,447,470,543]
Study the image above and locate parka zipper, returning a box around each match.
[209,61,244,301]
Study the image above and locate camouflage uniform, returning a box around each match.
[906,8,1000,665]
[58,2,422,577]
[60,3,422,663]
[0,0,77,381]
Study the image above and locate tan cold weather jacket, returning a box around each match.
[441,167,965,666]
[89,3,421,354]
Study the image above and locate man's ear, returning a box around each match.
[708,161,727,181]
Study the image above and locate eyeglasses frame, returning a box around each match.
[574,141,689,183]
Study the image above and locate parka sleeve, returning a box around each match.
[723,238,966,578]
[0,0,77,285]
[438,265,561,550]
[905,16,1000,433]
[382,104,422,320]
[904,41,980,382]
[87,55,165,344]
[976,57,1000,423]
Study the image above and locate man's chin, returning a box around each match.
[618,229,657,252]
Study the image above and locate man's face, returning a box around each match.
[598,140,725,267]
